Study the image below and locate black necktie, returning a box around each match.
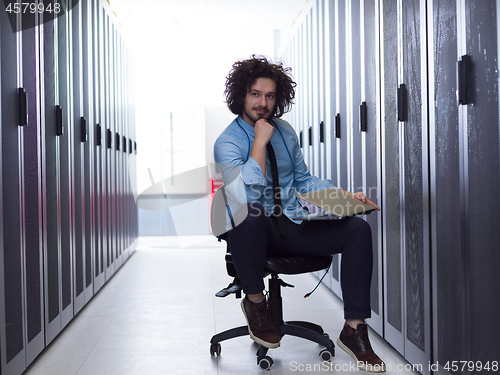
[266,143,287,238]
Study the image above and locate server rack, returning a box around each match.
[81,0,94,306]
[382,0,431,369]
[317,0,327,182]
[323,0,336,292]
[0,1,137,374]
[359,0,383,337]
[279,0,451,371]
[103,10,114,280]
[58,0,76,334]
[428,0,500,373]
[280,1,384,329]
[91,0,105,294]
[21,5,45,367]
[380,0,402,354]
[0,4,45,374]
[72,0,87,315]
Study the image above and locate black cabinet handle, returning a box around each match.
[320,121,324,142]
[81,117,87,142]
[129,138,133,154]
[107,129,112,149]
[299,131,303,148]
[18,88,27,126]
[458,54,472,105]
[96,124,101,145]
[397,84,407,122]
[335,113,341,138]
[308,126,312,146]
[134,141,137,154]
[56,105,63,136]
[122,136,127,152]
[115,132,120,151]
[360,102,367,132]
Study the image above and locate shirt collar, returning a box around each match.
[237,115,255,133]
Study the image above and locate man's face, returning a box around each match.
[241,77,277,126]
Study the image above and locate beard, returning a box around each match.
[243,107,273,124]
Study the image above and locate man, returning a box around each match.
[213,55,385,372]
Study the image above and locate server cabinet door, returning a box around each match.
[103,10,115,280]
[82,0,95,304]
[113,26,123,269]
[382,0,431,369]
[361,0,383,337]
[326,0,338,191]
[297,23,306,171]
[429,0,466,371]
[118,36,128,260]
[92,0,105,293]
[121,41,129,258]
[328,0,350,299]
[324,0,337,292]
[72,0,86,314]
[42,7,64,345]
[123,43,132,258]
[462,0,500,368]
[306,8,316,178]
[1,5,47,375]
[349,0,362,196]
[335,0,348,192]
[110,23,119,270]
[1,5,26,375]
[400,1,431,369]
[316,0,327,182]
[430,1,500,371]
[57,0,75,330]
[381,0,404,355]
[97,1,110,287]
[22,7,45,367]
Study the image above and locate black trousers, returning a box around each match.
[227,203,373,319]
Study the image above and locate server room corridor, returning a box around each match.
[2,0,500,374]
[22,236,420,375]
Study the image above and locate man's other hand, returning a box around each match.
[352,192,380,214]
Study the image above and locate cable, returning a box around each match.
[304,263,332,298]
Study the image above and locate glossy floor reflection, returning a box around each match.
[24,236,421,375]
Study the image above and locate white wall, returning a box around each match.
[112,0,307,235]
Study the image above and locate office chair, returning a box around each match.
[209,187,335,370]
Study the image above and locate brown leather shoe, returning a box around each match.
[337,323,386,372]
[241,296,280,349]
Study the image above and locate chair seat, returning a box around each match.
[225,253,332,275]
[265,255,332,275]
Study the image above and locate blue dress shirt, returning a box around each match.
[213,116,336,230]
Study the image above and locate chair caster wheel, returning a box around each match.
[258,355,274,370]
[320,348,334,361]
[210,343,221,356]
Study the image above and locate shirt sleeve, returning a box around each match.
[214,137,268,204]
[290,128,337,194]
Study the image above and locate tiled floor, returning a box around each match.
[24,236,420,375]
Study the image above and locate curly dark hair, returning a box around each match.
[224,55,296,118]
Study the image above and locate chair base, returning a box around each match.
[210,274,335,369]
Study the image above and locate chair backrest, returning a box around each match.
[211,186,232,238]
[211,186,237,277]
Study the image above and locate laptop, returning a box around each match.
[294,188,377,220]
